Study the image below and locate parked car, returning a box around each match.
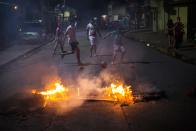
[18,19,46,43]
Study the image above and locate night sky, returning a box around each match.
[64,0,128,18]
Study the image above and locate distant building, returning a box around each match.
[147,0,191,40]
[108,1,128,21]
[107,1,130,28]
[110,0,196,41]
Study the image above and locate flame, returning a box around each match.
[32,80,134,107]
[105,81,134,104]
[32,82,69,107]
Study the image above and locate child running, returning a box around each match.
[65,21,82,65]
[103,28,128,64]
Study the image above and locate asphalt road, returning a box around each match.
[0,31,196,131]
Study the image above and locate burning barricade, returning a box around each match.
[32,82,70,107]
[31,80,135,108]
[31,80,165,108]
[104,80,134,105]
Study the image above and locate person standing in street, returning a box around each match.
[86,19,102,57]
[65,21,82,65]
[167,19,175,49]
[174,17,184,49]
[53,25,66,56]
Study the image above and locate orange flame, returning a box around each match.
[32,83,69,107]
[105,81,134,104]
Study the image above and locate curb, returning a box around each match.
[128,36,196,65]
[0,39,54,69]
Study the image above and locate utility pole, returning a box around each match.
[62,0,66,27]
[64,0,66,7]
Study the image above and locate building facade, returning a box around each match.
[148,0,190,40]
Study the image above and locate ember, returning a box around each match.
[32,83,69,107]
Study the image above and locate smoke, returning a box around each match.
[41,63,137,114]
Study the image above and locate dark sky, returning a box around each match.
[66,0,128,9]
[63,0,128,17]
[66,0,110,9]
[64,0,111,18]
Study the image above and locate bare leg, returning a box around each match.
[76,47,82,65]
[120,51,125,63]
[93,44,97,56]
[60,41,65,53]
[53,40,58,56]
[90,45,93,57]
[172,36,175,49]
[168,35,171,48]
[112,51,117,64]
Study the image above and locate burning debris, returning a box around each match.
[104,80,134,105]
[32,83,69,107]
[31,80,135,107]
[31,80,166,108]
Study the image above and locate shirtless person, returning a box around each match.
[53,25,65,55]
[65,21,82,65]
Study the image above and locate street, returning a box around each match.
[0,31,196,131]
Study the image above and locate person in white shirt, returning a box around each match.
[65,21,82,65]
[86,19,101,57]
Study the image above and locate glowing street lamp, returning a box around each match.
[102,15,107,20]
[13,5,18,10]
[0,2,19,11]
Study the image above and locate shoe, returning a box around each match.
[61,54,65,59]
[78,62,84,66]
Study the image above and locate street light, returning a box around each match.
[0,2,19,11]
[13,5,18,11]
[102,15,107,20]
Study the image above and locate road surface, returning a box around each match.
[0,31,196,131]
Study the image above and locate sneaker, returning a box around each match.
[111,61,114,65]
[78,62,84,66]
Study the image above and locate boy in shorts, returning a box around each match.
[103,28,127,64]
[86,19,102,57]
[65,21,82,65]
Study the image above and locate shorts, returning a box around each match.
[113,44,125,53]
[70,41,79,51]
[89,36,97,46]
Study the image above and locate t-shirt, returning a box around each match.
[167,22,174,35]
[174,22,184,36]
[65,25,77,43]
[86,23,97,37]
[111,31,123,46]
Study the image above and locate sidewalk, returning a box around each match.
[0,39,54,68]
[126,31,196,65]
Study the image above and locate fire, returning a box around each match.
[105,81,134,104]
[31,80,134,107]
[32,83,69,107]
